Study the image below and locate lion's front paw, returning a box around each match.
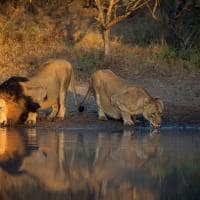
[99,115,108,121]
[25,120,36,126]
[123,120,135,126]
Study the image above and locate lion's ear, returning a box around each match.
[143,97,151,107]
[19,82,34,94]
[20,82,43,93]
[19,82,47,101]
[19,82,26,91]
[155,97,164,111]
[20,82,40,91]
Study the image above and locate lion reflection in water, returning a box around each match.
[0,128,161,199]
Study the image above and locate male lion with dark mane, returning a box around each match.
[0,77,40,126]
[79,69,164,128]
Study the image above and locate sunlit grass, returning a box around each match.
[0,2,198,83]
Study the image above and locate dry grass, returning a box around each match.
[0,2,199,83]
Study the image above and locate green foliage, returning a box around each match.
[76,50,101,73]
[154,164,173,179]
[157,45,177,60]
[179,48,200,70]
[157,45,200,70]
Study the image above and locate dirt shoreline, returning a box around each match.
[23,107,199,131]
[3,108,200,130]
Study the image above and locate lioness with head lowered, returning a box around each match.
[19,59,78,125]
[79,69,164,127]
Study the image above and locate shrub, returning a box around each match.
[157,45,177,60]
[75,49,102,73]
[179,49,200,70]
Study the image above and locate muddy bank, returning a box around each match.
[33,108,200,131]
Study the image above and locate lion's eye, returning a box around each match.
[151,113,156,117]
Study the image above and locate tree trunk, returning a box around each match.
[103,29,110,57]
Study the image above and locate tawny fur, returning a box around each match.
[80,69,164,127]
[0,92,25,125]
[19,59,78,125]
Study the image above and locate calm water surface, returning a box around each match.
[0,127,199,200]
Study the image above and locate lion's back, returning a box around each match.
[34,59,72,78]
[29,59,73,95]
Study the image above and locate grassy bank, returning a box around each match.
[0,1,199,82]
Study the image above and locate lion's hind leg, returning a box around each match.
[95,92,107,121]
[111,94,134,126]
[57,83,67,120]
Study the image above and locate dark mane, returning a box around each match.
[0,76,40,123]
[0,76,29,99]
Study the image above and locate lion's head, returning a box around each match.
[0,94,26,126]
[20,82,47,105]
[0,77,42,126]
[143,98,164,128]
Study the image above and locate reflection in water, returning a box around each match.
[0,127,199,200]
[0,128,32,174]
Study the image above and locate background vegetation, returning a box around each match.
[0,0,199,81]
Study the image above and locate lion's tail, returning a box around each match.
[70,69,79,109]
[78,80,92,112]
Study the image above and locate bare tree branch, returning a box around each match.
[94,0,159,29]
[147,0,159,19]
[93,0,160,56]
[95,0,106,27]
